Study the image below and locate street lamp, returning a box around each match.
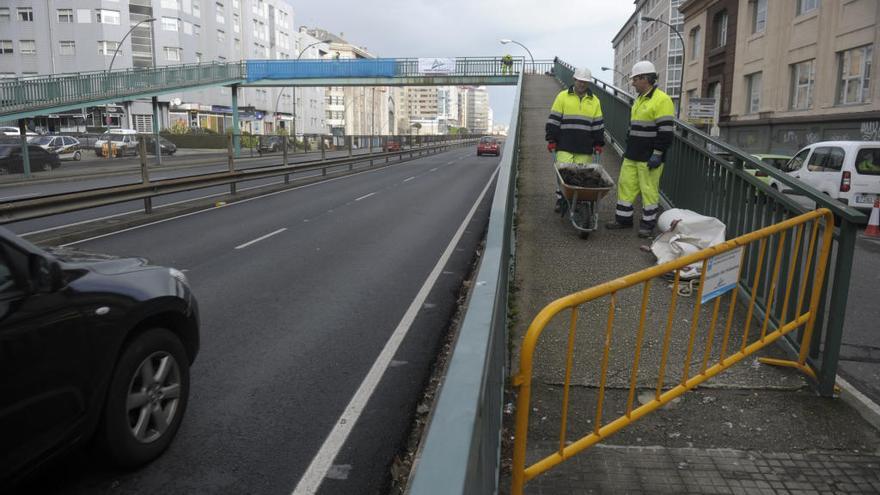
[273,39,330,142]
[499,38,534,74]
[601,66,627,87]
[108,17,156,72]
[641,16,685,119]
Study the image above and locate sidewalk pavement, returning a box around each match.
[507,74,880,494]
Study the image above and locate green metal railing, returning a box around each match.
[552,57,863,396]
[0,61,246,119]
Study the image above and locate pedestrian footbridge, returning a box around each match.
[0,57,538,122]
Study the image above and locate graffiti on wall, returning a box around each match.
[861,121,880,141]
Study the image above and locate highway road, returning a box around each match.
[14,146,500,494]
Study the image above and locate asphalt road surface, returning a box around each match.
[14,146,501,494]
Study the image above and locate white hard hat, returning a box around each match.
[631,60,656,77]
[573,67,592,82]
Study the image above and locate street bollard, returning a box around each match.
[139,138,152,214]
[227,134,237,195]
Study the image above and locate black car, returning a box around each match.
[0,227,199,485]
[259,135,291,153]
[144,136,177,156]
[0,144,61,174]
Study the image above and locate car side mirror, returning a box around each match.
[29,254,63,293]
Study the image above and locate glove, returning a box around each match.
[593,145,603,154]
[547,141,557,153]
[647,152,663,170]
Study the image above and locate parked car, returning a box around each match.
[0,144,61,174]
[744,153,792,184]
[769,141,880,213]
[28,135,83,161]
[143,136,177,156]
[0,127,39,138]
[258,135,290,153]
[477,136,500,156]
[0,227,199,485]
[94,129,139,157]
[383,140,401,152]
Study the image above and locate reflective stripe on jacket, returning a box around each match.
[545,87,605,154]
[623,86,675,162]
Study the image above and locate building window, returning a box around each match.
[796,0,818,16]
[19,40,36,55]
[751,0,767,34]
[98,40,120,55]
[59,41,75,55]
[0,8,9,21]
[232,0,240,9]
[96,9,120,25]
[217,30,226,43]
[746,72,762,113]
[0,40,13,54]
[232,13,239,33]
[192,0,200,17]
[790,60,815,110]
[837,45,872,105]
[161,17,178,31]
[164,46,181,61]
[57,9,74,23]
[161,0,179,10]
[193,24,201,37]
[215,3,224,24]
[183,20,192,35]
[689,26,701,59]
[18,7,33,22]
[195,52,202,63]
[713,11,728,48]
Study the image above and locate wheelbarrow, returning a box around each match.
[554,155,614,239]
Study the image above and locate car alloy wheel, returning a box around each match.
[99,328,189,467]
[73,150,81,161]
[0,166,8,175]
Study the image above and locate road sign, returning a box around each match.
[701,247,743,304]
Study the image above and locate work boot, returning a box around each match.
[637,229,654,239]
[605,221,632,230]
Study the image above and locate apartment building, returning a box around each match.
[680,0,879,154]
[0,0,326,135]
[462,86,490,134]
[612,0,685,111]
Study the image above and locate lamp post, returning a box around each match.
[601,66,630,91]
[641,16,685,119]
[499,38,534,74]
[273,39,330,145]
[108,17,156,72]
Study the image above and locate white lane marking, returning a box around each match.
[234,228,286,250]
[429,167,438,172]
[354,192,375,201]
[403,176,415,182]
[291,164,500,495]
[0,192,41,201]
[446,160,455,165]
[58,152,467,246]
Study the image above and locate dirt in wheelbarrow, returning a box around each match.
[559,167,613,188]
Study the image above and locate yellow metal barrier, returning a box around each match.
[510,209,834,494]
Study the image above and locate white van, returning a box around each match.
[93,129,139,157]
[771,141,880,214]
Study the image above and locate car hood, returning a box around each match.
[45,246,153,274]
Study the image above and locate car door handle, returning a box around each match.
[95,306,110,316]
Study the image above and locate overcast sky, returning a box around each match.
[290,0,636,127]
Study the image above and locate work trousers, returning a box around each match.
[615,157,663,230]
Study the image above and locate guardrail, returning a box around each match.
[0,61,246,119]
[406,73,523,495]
[511,208,835,494]
[0,135,478,224]
[553,56,864,396]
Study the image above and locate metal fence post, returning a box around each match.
[139,137,152,214]
[347,135,352,157]
[227,134,237,195]
[283,140,289,184]
[321,135,326,161]
[18,119,31,178]
[817,220,857,396]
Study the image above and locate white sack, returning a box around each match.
[651,208,726,279]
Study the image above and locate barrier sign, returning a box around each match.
[701,247,743,304]
[688,97,716,125]
[418,58,456,74]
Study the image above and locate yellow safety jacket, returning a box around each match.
[624,86,675,162]
[545,87,605,155]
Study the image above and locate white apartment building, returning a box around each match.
[0,0,325,135]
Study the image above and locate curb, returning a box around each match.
[837,374,880,431]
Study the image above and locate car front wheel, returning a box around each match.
[98,328,190,467]
[73,150,81,161]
